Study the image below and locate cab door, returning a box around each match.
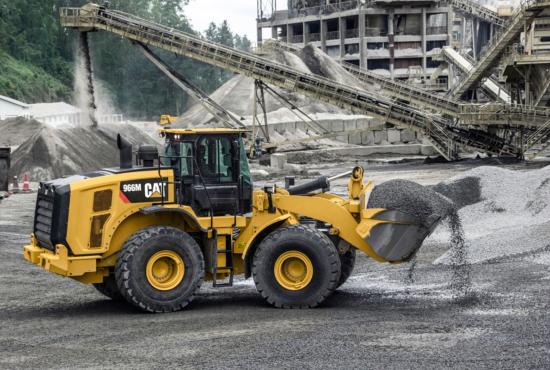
[192,135,240,216]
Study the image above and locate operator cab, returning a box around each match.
[161,128,252,216]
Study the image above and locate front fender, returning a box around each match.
[235,213,297,278]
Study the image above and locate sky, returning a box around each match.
[184,0,262,42]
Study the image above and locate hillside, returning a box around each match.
[0,49,70,103]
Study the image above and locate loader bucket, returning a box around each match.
[358,210,442,263]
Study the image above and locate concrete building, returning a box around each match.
[0,95,31,120]
[0,95,82,126]
[257,0,452,87]
[28,102,82,126]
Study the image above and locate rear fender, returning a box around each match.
[100,207,203,264]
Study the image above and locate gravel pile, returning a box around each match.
[9,119,158,180]
[431,165,550,265]
[175,44,366,129]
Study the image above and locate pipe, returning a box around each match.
[117,134,133,169]
[288,176,330,195]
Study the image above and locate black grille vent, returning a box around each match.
[34,187,55,250]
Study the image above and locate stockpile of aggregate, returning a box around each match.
[297,44,367,92]
[430,165,550,265]
[0,118,44,150]
[176,45,359,128]
[175,44,371,150]
[9,120,158,181]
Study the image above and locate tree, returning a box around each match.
[0,0,251,119]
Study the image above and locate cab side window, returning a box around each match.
[197,136,235,183]
[163,142,193,177]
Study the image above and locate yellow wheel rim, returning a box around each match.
[274,251,313,291]
[146,250,185,291]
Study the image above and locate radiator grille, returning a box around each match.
[34,189,55,250]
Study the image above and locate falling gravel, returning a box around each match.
[75,32,98,128]
[446,211,472,301]
[367,179,471,297]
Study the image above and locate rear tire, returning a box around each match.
[115,226,204,313]
[93,274,123,300]
[252,225,341,308]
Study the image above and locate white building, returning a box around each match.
[1,95,125,126]
[0,95,31,120]
[0,95,81,126]
[29,102,82,126]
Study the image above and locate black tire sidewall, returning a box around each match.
[117,227,203,311]
[337,247,356,288]
[253,226,340,308]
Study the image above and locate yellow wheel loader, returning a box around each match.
[24,128,441,312]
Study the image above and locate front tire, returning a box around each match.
[252,225,341,308]
[115,226,204,313]
[336,246,356,289]
[93,274,123,300]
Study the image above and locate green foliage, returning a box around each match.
[0,49,70,103]
[0,0,249,119]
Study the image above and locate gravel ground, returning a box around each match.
[1,160,549,369]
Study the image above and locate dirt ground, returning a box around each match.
[1,159,549,369]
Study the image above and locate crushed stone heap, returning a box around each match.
[431,165,550,265]
[176,44,369,128]
[7,118,158,181]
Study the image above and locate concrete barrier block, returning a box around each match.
[421,137,433,146]
[343,119,357,130]
[361,131,375,145]
[335,134,349,143]
[274,123,285,135]
[400,129,416,143]
[355,119,369,129]
[374,130,386,144]
[331,120,344,132]
[295,121,306,132]
[348,132,362,145]
[270,153,288,169]
[319,120,332,132]
[421,145,437,156]
[387,129,401,144]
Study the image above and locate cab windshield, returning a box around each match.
[239,137,252,186]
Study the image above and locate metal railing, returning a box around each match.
[286,1,359,19]
[449,0,506,27]
[426,26,447,35]
[345,28,359,38]
[307,33,321,42]
[326,30,340,40]
[288,34,304,43]
[365,28,387,37]
[452,0,550,97]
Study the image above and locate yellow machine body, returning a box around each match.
[23,128,432,311]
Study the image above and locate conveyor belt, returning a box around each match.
[451,0,550,98]
[449,0,505,27]
[441,46,511,103]
[60,4,525,160]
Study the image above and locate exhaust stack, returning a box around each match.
[117,134,133,169]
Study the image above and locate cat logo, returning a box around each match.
[144,182,165,199]
[120,178,168,203]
